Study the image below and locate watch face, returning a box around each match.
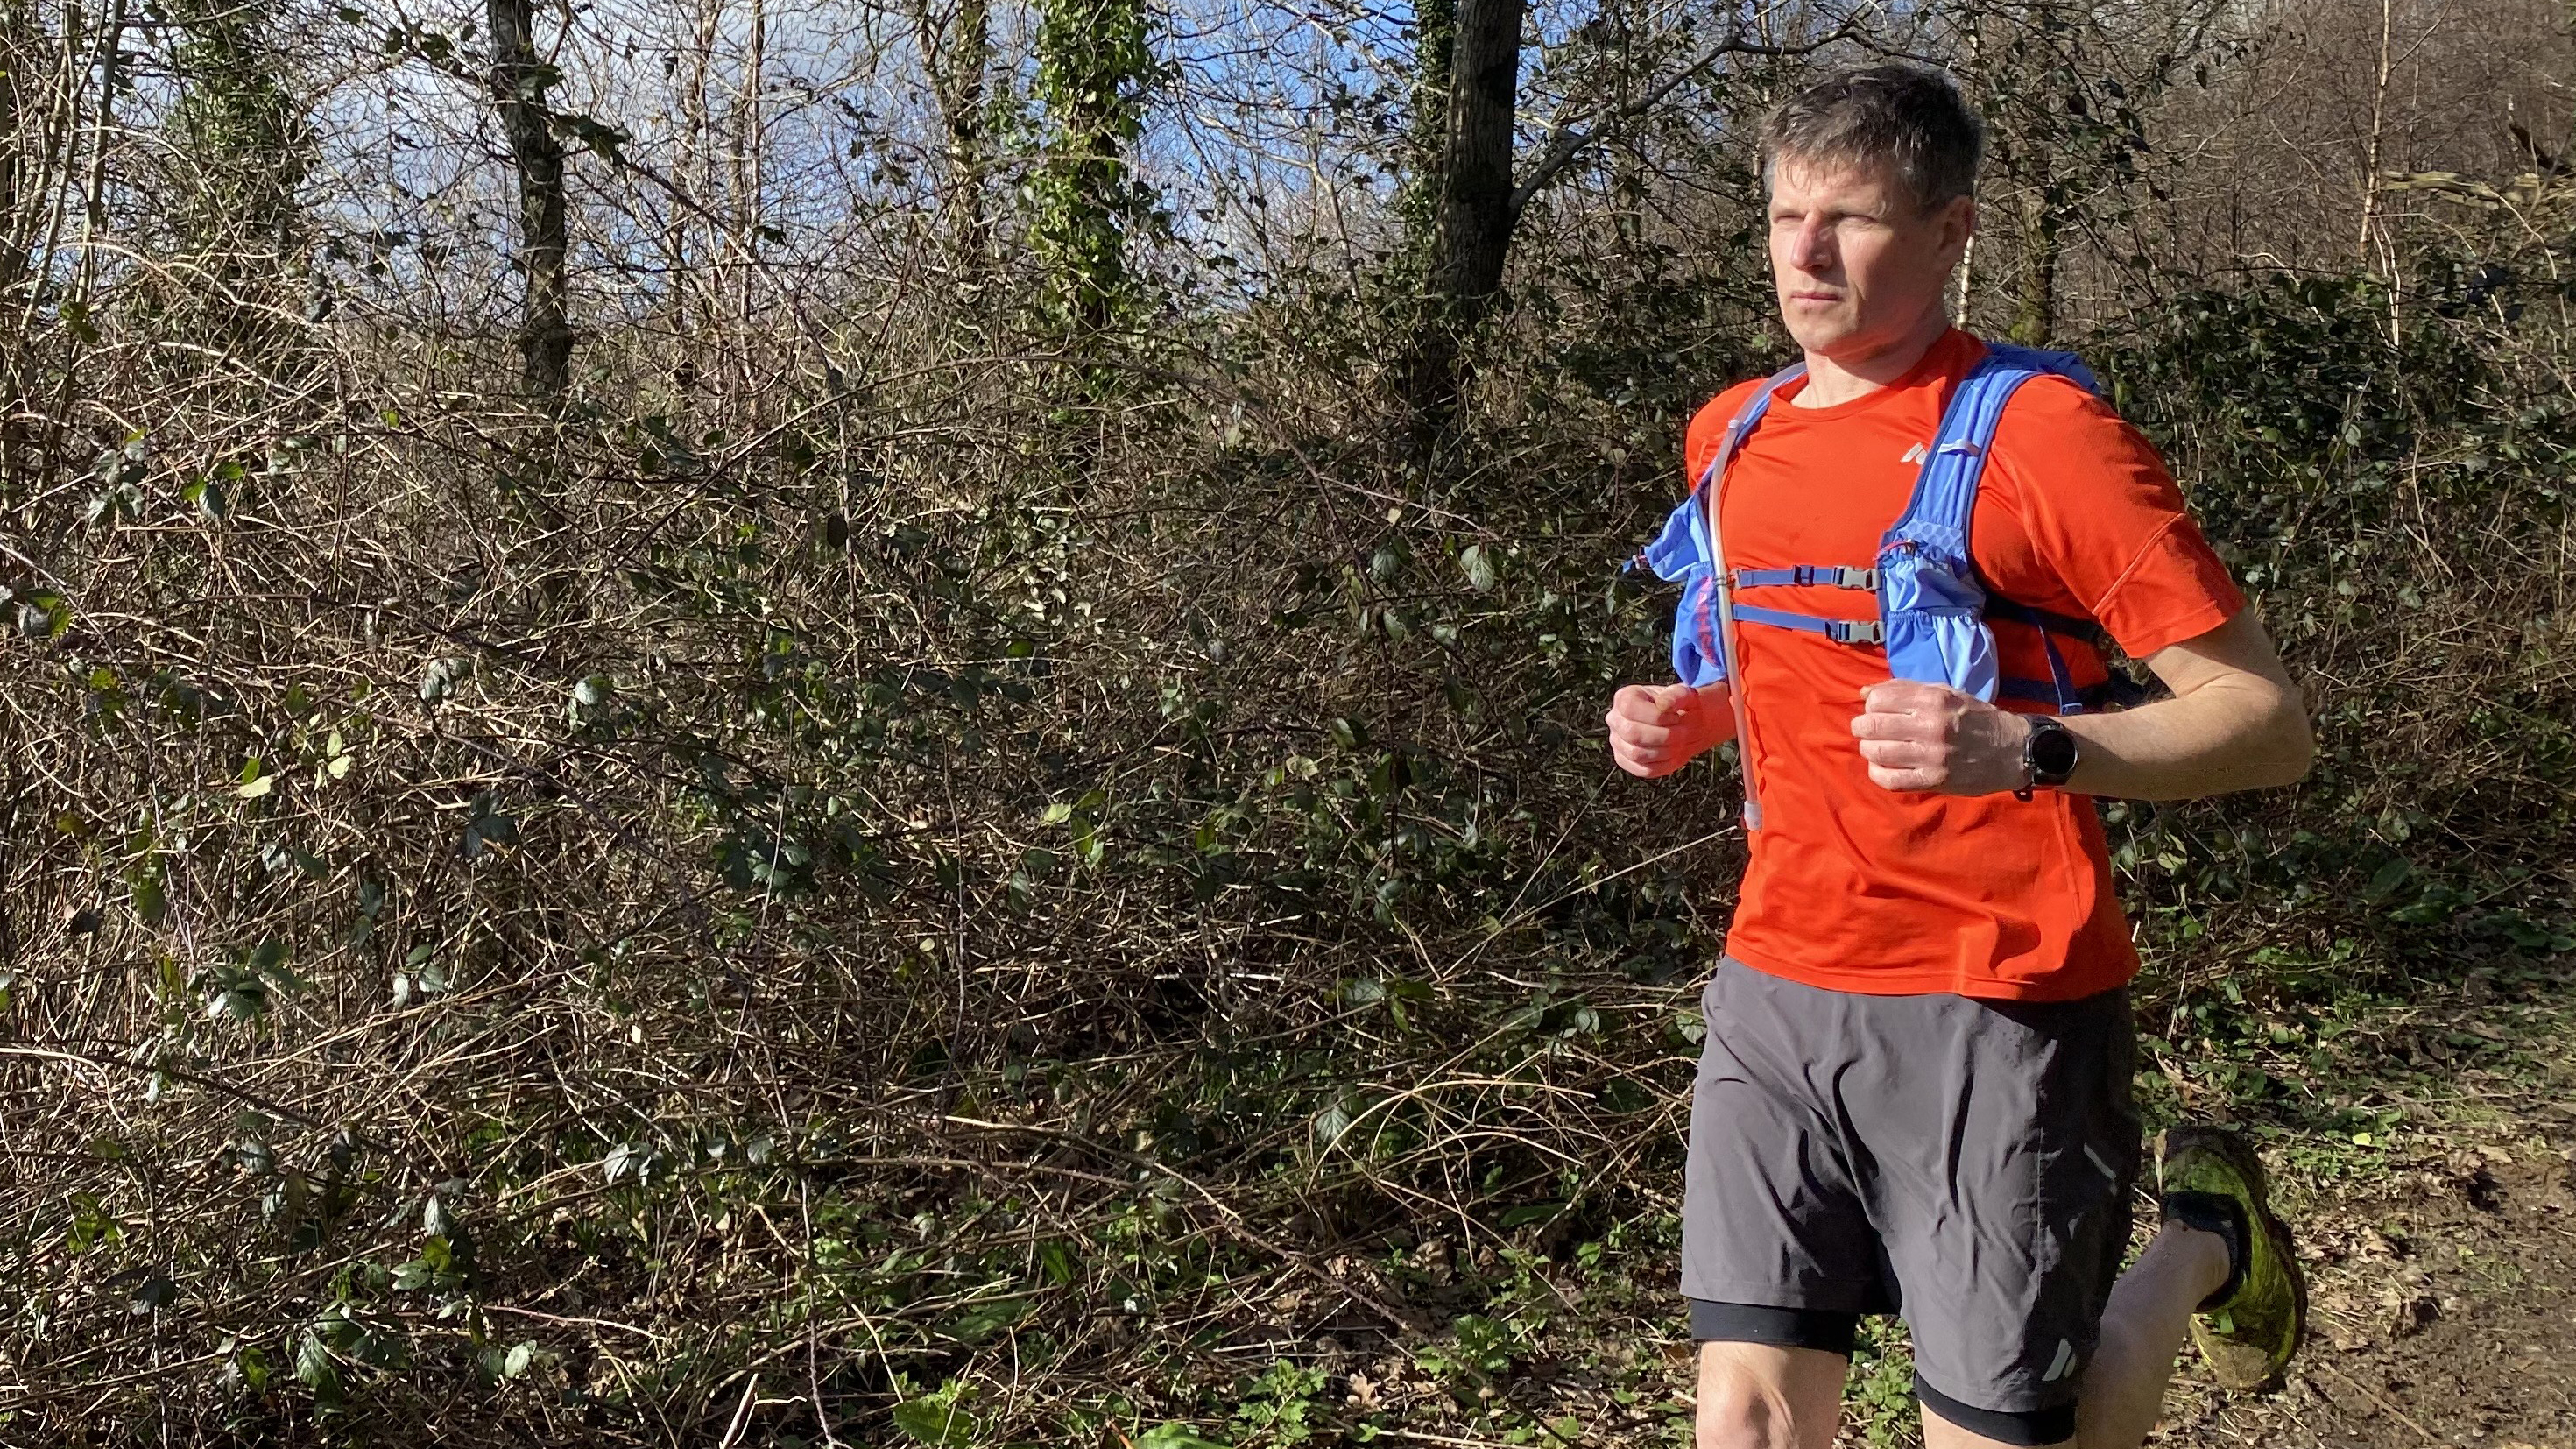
[2033,722,2079,779]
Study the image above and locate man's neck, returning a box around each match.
[1792,311,1954,409]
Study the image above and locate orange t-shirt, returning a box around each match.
[1683,329,2246,1001]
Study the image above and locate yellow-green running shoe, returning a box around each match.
[2156,1126,2307,1389]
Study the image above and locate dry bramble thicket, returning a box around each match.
[2,0,2573,1443]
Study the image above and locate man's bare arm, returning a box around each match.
[2057,610,2312,800]
[1849,610,2313,801]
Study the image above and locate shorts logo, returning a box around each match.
[1901,442,1929,464]
[2043,1338,2079,1383]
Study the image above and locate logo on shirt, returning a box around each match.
[1900,442,1929,465]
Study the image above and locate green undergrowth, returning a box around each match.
[11,161,2576,1447]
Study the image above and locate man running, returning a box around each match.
[1605,66,2313,1449]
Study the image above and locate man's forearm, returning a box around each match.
[1691,683,1740,745]
[2059,674,2311,801]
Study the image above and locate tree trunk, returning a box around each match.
[1435,0,1522,315]
[488,0,570,403]
[731,0,766,403]
[914,0,992,275]
[1398,0,1523,427]
[1031,0,1148,361]
[0,0,32,498]
[2009,185,2057,345]
[0,2,28,318]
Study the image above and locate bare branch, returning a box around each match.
[1508,18,1860,223]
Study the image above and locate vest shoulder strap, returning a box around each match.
[1692,363,1807,498]
[1883,342,2100,560]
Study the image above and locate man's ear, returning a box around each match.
[1944,195,1977,257]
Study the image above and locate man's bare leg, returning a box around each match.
[1696,1341,1848,1449]
[2070,1226,2233,1447]
[1917,1224,2233,1449]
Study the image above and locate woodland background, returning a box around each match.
[3,0,2573,1443]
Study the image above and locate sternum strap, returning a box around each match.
[1733,604,1884,645]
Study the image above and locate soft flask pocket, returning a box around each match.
[1879,548,1999,701]
[1641,495,1727,686]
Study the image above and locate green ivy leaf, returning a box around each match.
[1312,1096,1355,1149]
[294,1330,341,1403]
[1460,543,1496,592]
[2364,857,2411,901]
[892,1393,977,1447]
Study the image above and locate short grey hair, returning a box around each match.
[1760,65,1984,212]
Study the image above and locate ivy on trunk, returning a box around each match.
[487,0,571,404]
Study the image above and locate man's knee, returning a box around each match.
[1697,1383,1798,1449]
[1696,1347,1832,1449]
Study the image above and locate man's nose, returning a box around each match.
[1789,218,1836,274]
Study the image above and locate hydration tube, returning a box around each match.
[1705,490,1761,831]
[1693,442,1763,832]
[1689,362,1804,833]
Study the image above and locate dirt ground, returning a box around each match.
[2159,1105,2576,1448]
[2128,980,2576,1449]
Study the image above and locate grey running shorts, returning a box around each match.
[1681,957,2139,1446]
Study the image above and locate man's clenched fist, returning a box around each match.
[1606,682,1736,779]
[1848,679,2034,795]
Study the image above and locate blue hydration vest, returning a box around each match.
[1631,341,2129,828]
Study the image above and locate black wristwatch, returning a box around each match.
[2016,717,2079,801]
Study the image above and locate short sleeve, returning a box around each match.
[1985,380,2247,660]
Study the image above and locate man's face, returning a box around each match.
[1767,158,1973,364]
